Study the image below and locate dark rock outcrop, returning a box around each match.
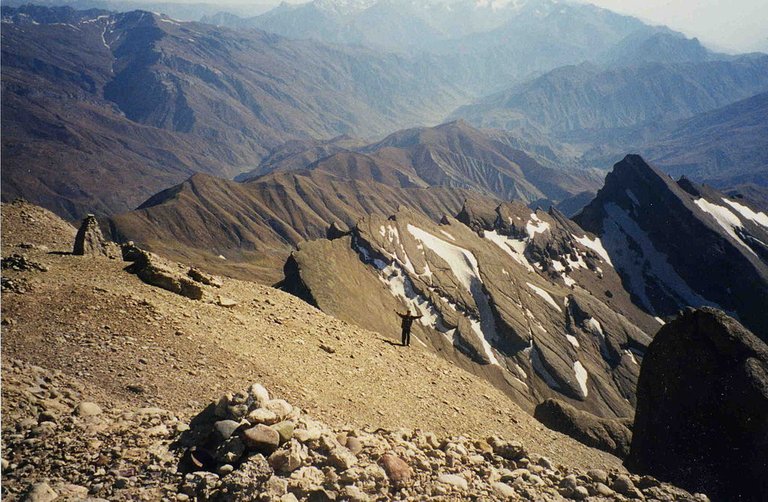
[575,154,768,338]
[534,399,632,458]
[626,308,768,501]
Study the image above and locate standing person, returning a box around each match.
[396,308,422,346]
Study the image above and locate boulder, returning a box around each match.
[122,244,203,300]
[626,308,768,501]
[534,399,632,458]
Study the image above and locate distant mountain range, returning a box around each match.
[1,5,467,218]
[3,3,768,224]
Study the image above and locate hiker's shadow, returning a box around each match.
[380,338,403,347]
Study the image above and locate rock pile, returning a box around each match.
[2,253,48,272]
[1,363,709,501]
[177,384,709,502]
[72,214,119,258]
[1,359,184,501]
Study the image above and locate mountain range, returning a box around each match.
[1,5,466,218]
[107,120,599,283]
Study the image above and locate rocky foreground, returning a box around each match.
[2,359,707,501]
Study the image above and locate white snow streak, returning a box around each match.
[526,213,550,238]
[573,234,613,266]
[484,230,535,272]
[694,198,757,256]
[722,198,768,228]
[526,283,562,312]
[573,361,589,398]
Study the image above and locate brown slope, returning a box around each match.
[109,171,492,284]
[238,121,602,204]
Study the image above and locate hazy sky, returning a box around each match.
[575,0,768,53]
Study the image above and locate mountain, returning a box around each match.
[452,56,768,139]
[203,0,659,94]
[574,155,768,338]
[107,170,485,283]
[638,91,768,187]
[600,30,719,66]
[108,121,602,283]
[1,5,466,219]
[283,202,659,420]
[240,121,601,201]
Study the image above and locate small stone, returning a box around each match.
[248,383,270,405]
[343,485,369,502]
[269,440,306,474]
[75,402,102,417]
[492,482,516,499]
[537,456,554,470]
[214,420,242,441]
[559,474,578,495]
[271,421,295,444]
[573,486,589,499]
[264,399,293,421]
[612,475,636,495]
[587,469,609,484]
[487,436,526,461]
[320,343,336,354]
[24,482,58,502]
[595,483,614,496]
[262,476,288,497]
[243,424,280,453]
[328,446,357,470]
[379,453,412,490]
[247,408,278,425]
[437,473,468,491]
[217,464,234,476]
[345,437,363,455]
[217,296,238,308]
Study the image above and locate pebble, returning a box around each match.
[75,402,102,417]
[243,425,280,453]
[437,473,468,491]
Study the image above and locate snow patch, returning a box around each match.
[484,230,535,272]
[439,229,456,241]
[721,198,768,229]
[526,213,550,238]
[565,334,580,348]
[406,224,501,366]
[626,189,640,207]
[526,283,562,313]
[573,234,613,266]
[600,203,718,313]
[694,198,756,256]
[573,361,589,398]
[527,342,560,390]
